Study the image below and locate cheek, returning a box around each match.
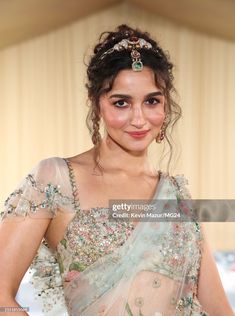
[146,110,165,127]
[101,109,129,129]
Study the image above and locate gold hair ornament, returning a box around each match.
[100,37,155,72]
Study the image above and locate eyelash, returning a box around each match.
[113,98,161,108]
[146,98,160,105]
[113,100,128,108]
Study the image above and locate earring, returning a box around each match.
[156,128,165,143]
[156,118,167,143]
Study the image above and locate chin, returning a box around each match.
[106,134,154,151]
[121,142,152,153]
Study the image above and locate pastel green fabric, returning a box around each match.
[1,157,208,316]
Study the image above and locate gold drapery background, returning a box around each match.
[0,3,235,250]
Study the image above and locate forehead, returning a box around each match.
[109,67,162,92]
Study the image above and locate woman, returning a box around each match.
[0,25,233,316]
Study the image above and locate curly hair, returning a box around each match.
[85,24,181,173]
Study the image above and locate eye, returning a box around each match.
[113,100,128,108]
[145,98,161,105]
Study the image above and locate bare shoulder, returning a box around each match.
[65,148,95,169]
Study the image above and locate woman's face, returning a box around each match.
[99,67,166,153]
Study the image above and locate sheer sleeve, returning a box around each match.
[1,157,74,315]
[1,157,75,222]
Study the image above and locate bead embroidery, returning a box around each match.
[1,157,206,315]
[57,172,204,315]
[135,297,144,307]
[29,240,67,314]
[57,158,136,279]
[152,277,161,288]
[63,158,80,211]
[57,208,135,279]
[2,174,73,219]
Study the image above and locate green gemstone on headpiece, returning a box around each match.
[132,61,143,71]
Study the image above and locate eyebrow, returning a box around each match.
[109,91,164,99]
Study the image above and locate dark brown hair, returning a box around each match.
[85,24,181,173]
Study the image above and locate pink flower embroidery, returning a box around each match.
[179,201,191,215]
[65,270,80,282]
[173,223,181,233]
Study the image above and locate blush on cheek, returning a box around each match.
[103,111,129,128]
[148,113,165,126]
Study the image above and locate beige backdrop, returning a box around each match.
[0,2,235,250]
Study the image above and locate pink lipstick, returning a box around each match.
[126,130,150,138]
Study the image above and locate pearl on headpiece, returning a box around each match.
[100,37,155,72]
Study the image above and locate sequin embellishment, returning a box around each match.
[152,277,161,288]
[2,174,73,219]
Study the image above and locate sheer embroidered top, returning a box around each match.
[1,157,209,316]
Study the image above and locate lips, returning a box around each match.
[126,130,150,138]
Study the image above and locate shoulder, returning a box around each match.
[34,156,66,170]
[63,150,98,177]
[20,156,71,192]
[30,157,68,179]
[64,149,94,167]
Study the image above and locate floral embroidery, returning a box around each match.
[176,295,209,315]
[58,174,204,315]
[69,261,86,272]
[56,208,135,280]
[29,240,67,314]
[2,160,206,315]
[1,174,73,219]
[65,270,81,282]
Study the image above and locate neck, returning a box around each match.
[93,135,156,176]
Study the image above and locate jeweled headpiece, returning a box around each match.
[100,36,154,72]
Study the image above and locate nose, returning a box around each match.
[130,105,147,128]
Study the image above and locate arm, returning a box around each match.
[0,217,51,315]
[198,225,234,315]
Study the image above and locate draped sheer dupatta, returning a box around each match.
[1,157,208,315]
[63,173,207,316]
